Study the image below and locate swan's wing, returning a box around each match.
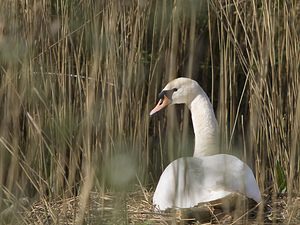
[153,157,231,210]
[153,155,261,210]
[199,154,261,202]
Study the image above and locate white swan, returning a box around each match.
[150,77,261,210]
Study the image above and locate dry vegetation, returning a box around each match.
[0,0,299,224]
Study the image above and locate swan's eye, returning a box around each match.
[173,88,178,92]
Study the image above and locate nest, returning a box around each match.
[1,188,299,225]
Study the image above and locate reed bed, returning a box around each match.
[0,0,299,224]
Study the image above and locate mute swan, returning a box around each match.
[150,77,261,210]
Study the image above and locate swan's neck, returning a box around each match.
[188,94,219,157]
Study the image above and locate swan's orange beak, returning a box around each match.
[150,95,171,116]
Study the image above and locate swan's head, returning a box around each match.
[150,77,201,116]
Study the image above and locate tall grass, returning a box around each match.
[0,0,299,224]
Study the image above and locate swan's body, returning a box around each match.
[153,155,261,210]
[150,78,261,210]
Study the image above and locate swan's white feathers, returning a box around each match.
[151,78,261,210]
[153,155,261,210]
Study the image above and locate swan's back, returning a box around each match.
[153,154,261,210]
